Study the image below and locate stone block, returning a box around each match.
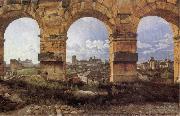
[113,52,138,63]
[38,52,64,62]
[40,61,65,81]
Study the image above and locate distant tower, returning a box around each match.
[89,57,93,62]
[149,57,156,70]
[72,55,77,65]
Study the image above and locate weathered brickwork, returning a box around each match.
[0,0,179,82]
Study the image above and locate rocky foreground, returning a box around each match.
[0,76,179,115]
[1,102,179,115]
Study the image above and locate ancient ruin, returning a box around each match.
[0,0,179,82]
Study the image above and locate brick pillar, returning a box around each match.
[40,60,65,80]
[39,34,66,81]
[174,36,180,83]
[0,36,4,76]
[109,25,138,82]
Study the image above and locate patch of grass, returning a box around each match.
[20,76,65,90]
[17,68,38,76]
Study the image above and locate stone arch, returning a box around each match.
[58,0,139,82]
[1,0,177,83]
[131,1,179,32]
[131,0,180,82]
[59,0,116,35]
[64,11,113,79]
[61,3,115,81]
[0,4,43,36]
[65,10,114,37]
[40,0,139,82]
[0,4,42,75]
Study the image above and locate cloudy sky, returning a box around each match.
[4,18,40,64]
[137,16,173,63]
[67,17,109,62]
[4,16,173,64]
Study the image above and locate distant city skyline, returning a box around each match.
[69,55,109,63]
[4,58,37,65]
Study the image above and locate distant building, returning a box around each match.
[72,55,77,65]
[18,58,34,68]
[10,58,34,72]
[10,59,23,72]
[67,55,110,84]
[149,57,158,70]
[89,56,102,64]
[3,61,8,73]
[72,55,102,66]
[138,57,174,71]
[158,59,173,69]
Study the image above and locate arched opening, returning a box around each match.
[137,16,174,82]
[4,17,40,76]
[66,17,110,85]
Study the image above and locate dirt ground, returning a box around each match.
[0,77,179,115]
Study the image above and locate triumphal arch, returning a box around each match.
[0,0,179,83]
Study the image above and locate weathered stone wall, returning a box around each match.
[10,59,23,72]
[109,27,138,82]
[40,61,65,81]
[174,36,180,82]
[0,0,179,82]
[0,38,3,75]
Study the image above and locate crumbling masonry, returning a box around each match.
[0,0,179,82]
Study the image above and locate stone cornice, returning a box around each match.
[38,52,65,62]
[113,52,138,63]
[111,32,137,39]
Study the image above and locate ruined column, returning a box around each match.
[173,1,180,83]
[174,36,180,83]
[0,33,4,76]
[110,25,138,82]
[39,34,66,81]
